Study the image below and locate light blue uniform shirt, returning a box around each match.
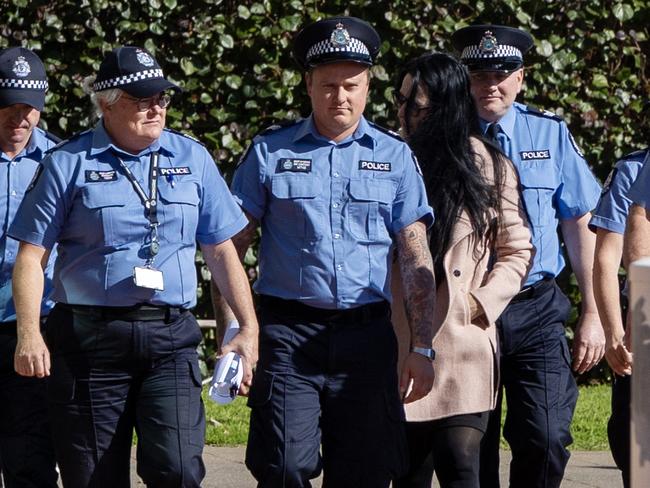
[590,149,649,234]
[627,149,650,209]
[0,127,58,322]
[9,121,247,308]
[481,102,601,286]
[232,115,433,310]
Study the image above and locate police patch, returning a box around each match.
[520,150,551,161]
[601,167,618,195]
[569,133,585,159]
[85,170,118,182]
[359,160,391,172]
[160,167,192,176]
[26,164,43,192]
[276,158,312,173]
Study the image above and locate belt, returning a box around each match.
[61,303,188,322]
[510,277,555,302]
[259,295,390,324]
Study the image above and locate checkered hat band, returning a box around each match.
[461,45,522,60]
[306,37,370,62]
[92,69,164,91]
[0,78,48,90]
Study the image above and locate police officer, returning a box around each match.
[451,25,603,488]
[9,46,259,487]
[213,16,436,488]
[591,148,648,488]
[0,47,58,488]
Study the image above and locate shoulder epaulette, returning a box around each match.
[44,129,92,154]
[367,121,405,142]
[257,119,302,137]
[622,148,650,162]
[45,130,62,144]
[524,105,562,122]
[164,128,205,147]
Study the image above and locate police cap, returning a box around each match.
[451,25,534,73]
[293,16,381,70]
[0,47,48,111]
[93,46,180,98]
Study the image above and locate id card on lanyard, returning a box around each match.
[114,151,164,291]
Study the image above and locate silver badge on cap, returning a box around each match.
[136,50,155,67]
[12,56,31,78]
[330,23,351,47]
[479,31,498,54]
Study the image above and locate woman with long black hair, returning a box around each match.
[391,52,533,488]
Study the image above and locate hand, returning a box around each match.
[219,327,258,396]
[14,332,50,378]
[400,351,435,404]
[572,311,606,374]
[604,331,633,376]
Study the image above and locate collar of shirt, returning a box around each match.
[480,104,517,141]
[293,114,375,147]
[0,127,47,163]
[89,119,174,159]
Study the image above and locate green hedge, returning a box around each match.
[2,1,649,380]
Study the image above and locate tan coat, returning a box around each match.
[392,138,533,421]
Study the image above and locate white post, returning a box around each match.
[628,257,650,487]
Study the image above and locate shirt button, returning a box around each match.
[332,202,339,208]
[10,190,16,196]
[336,264,343,270]
[453,269,461,277]
[333,172,340,178]
[333,233,341,239]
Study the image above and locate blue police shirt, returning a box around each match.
[481,102,601,285]
[590,149,649,234]
[627,149,650,210]
[9,121,248,308]
[0,127,57,322]
[232,115,433,310]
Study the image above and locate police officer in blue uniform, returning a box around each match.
[9,46,259,487]
[213,16,436,488]
[591,148,648,488]
[0,47,58,488]
[451,25,603,488]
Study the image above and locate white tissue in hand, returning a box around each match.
[208,321,244,405]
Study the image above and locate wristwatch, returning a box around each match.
[411,346,435,361]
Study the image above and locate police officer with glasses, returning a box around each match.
[213,16,436,488]
[0,46,59,488]
[10,46,258,487]
[451,25,603,488]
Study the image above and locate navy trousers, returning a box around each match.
[480,280,578,488]
[45,304,205,488]
[0,322,57,488]
[246,296,408,488]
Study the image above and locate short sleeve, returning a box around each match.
[231,141,268,221]
[391,146,434,234]
[628,159,650,209]
[8,152,71,249]
[196,149,248,245]
[555,122,601,219]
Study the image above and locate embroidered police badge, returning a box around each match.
[330,23,351,47]
[136,50,155,67]
[479,31,498,54]
[12,56,31,78]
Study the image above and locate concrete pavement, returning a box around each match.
[124,447,622,487]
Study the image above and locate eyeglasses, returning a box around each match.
[123,93,172,111]
[392,89,430,113]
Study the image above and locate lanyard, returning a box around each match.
[113,151,160,261]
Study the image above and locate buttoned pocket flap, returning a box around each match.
[349,179,394,204]
[158,181,200,205]
[517,166,559,190]
[82,182,128,208]
[270,174,320,199]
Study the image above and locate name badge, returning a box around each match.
[519,150,551,161]
[133,266,164,291]
[160,167,192,176]
[85,170,118,182]
[277,158,312,173]
[359,160,392,172]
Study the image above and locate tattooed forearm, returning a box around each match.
[396,221,436,346]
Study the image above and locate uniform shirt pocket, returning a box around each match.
[158,181,201,243]
[347,178,394,241]
[517,166,559,227]
[269,174,321,238]
[80,180,133,246]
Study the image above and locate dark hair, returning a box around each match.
[396,52,508,279]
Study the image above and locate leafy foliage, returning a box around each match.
[2,1,648,380]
